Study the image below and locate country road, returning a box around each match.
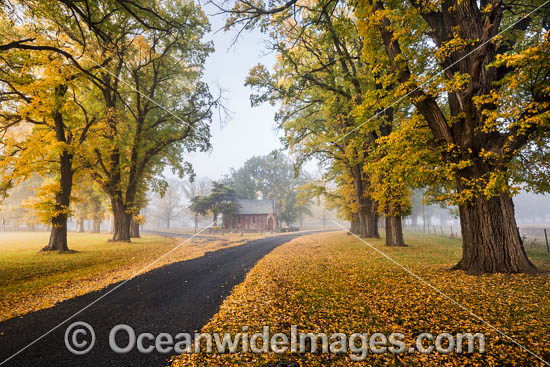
[0,231,322,367]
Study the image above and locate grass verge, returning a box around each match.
[170,231,550,367]
[0,231,248,322]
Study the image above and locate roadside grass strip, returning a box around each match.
[0,232,248,321]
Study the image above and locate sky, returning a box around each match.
[185,4,282,181]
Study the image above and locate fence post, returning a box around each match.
[450,226,453,238]
[440,226,444,236]
[544,229,549,254]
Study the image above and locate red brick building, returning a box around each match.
[224,199,277,231]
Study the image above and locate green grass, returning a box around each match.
[0,232,175,298]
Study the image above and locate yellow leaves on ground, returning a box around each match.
[0,232,249,322]
[170,231,550,367]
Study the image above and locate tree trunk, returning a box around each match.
[42,152,73,251]
[356,207,368,237]
[109,215,114,234]
[77,218,85,233]
[42,99,73,252]
[385,215,405,246]
[111,199,131,242]
[361,198,380,238]
[453,193,537,274]
[350,214,361,234]
[351,164,379,238]
[92,219,101,233]
[130,218,140,238]
[45,223,69,252]
[371,209,380,238]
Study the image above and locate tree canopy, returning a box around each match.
[223,0,550,273]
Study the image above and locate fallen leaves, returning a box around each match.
[170,231,550,367]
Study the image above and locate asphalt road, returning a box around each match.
[0,231,318,367]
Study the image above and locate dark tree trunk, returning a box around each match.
[42,91,73,252]
[42,161,72,251]
[362,198,380,238]
[45,223,69,252]
[350,215,361,234]
[356,207,368,237]
[92,219,101,233]
[385,215,405,246]
[351,164,378,238]
[130,218,140,238]
[371,209,380,238]
[453,193,537,274]
[111,199,131,242]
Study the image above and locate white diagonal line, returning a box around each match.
[0,224,213,366]
[333,0,550,144]
[332,220,550,366]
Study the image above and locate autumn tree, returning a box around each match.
[236,0,391,238]
[189,182,238,226]
[0,41,100,251]
[298,167,361,233]
[0,0,189,250]
[80,0,217,242]
[354,0,550,273]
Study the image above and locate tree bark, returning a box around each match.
[130,218,140,238]
[350,214,361,234]
[372,209,380,238]
[385,215,405,246]
[42,151,72,251]
[350,162,379,238]
[42,90,73,252]
[362,198,380,238]
[212,212,218,226]
[45,223,69,252]
[109,215,114,234]
[111,199,131,242]
[453,193,537,274]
